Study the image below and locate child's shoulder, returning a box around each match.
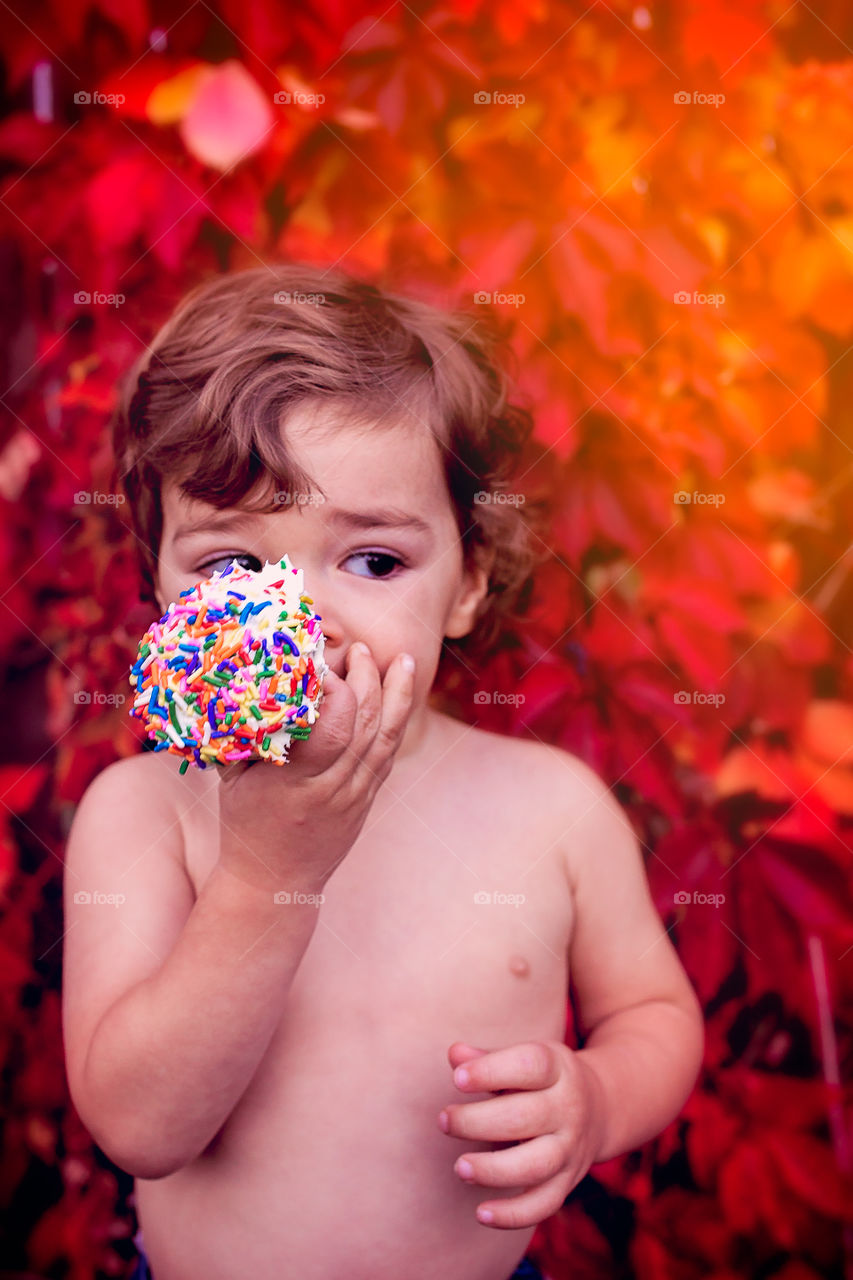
[440,713,614,828]
[84,747,189,801]
[72,749,195,850]
[448,714,632,874]
[452,714,603,787]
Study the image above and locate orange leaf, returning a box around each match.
[798,699,853,766]
[792,749,853,815]
[715,744,797,802]
[747,467,829,529]
[146,63,211,125]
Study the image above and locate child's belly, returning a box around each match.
[136,752,574,1279]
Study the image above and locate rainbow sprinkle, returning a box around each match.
[128,555,329,770]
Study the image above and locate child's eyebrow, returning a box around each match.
[172,513,260,544]
[330,507,433,537]
[171,507,433,543]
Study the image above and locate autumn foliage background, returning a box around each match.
[1,0,853,1276]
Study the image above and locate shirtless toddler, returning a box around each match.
[62,265,704,1280]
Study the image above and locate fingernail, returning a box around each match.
[477,1207,494,1224]
[456,1158,474,1180]
[438,1110,449,1133]
[400,653,415,675]
[454,1067,470,1087]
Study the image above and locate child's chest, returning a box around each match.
[303,786,574,1047]
[180,753,575,1046]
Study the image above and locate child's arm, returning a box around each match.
[439,754,704,1229]
[563,763,705,1159]
[62,757,324,1180]
[63,645,414,1180]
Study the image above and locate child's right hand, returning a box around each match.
[215,643,416,894]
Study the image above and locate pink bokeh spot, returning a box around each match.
[179,60,275,171]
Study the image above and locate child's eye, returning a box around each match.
[198,553,262,577]
[342,551,404,579]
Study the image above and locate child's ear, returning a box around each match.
[444,544,496,640]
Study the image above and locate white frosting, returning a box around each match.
[130,554,330,767]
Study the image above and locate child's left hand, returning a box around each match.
[438,1039,606,1230]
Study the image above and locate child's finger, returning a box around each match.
[363,652,416,772]
[439,1091,547,1144]
[452,1042,562,1095]
[471,1168,572,1231]
[343,642,383,761]
[454,1133,565,1190]
[448,1042,491,1070]
[285,669,358,773]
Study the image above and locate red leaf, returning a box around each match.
[99,57,199,119]
[681,0,775,73]
[86,152,207,270]
[0,940,31,988]
[684,1091,742,1187]
[765,1130,853,1218]
[645,578,748,633]
[756,846,853,938]
[375,66,407,134]
[0,113,64,166]
[656,610,734,688]
[92,0,150,50]
[0,764,48,813]
[556,230,630,357]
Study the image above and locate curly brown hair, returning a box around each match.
[111,262,549,663]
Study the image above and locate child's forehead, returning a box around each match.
[297,422,448,505]
[164,406,453,522]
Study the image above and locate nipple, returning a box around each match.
[509,954,530,978]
